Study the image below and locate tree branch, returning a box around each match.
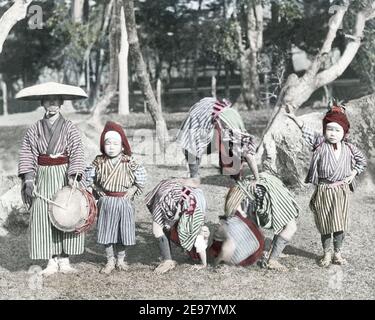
[316,2,375,88]
[0,0,33,54]
[234,1,245,55]
[304,4,348,78]
[247,1,263,52]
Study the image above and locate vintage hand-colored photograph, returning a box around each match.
[0,0,374,301]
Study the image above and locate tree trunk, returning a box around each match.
[0,74,8,116]
[235,0,263,110]
[72,0,85,23]
[91,91,116,125]
[225,61,230,98]
[239,51,260,109]
[118,5,129,116]
[211,75,217,98]
[257,3,375,180]
[123,0,169,152]
[156,78,162,113]
[192,47,199,100]
[0,0,33,55]
[109,0,121,93]
[92,0,114,104]
[192,0,203,100]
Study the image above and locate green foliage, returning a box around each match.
[346,1,375,92]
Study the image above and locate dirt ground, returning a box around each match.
[0,110,374,300]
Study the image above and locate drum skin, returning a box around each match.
[48,186,89,232]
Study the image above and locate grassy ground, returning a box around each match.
[0,110,374,300]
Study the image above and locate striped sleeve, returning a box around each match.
[301,123,323,147]
[242,135,256,156]
[348,143,367,175]
[177,205,205,251]
[82,165,96,188]
[66,122,85,178]
[133,163,147,196]
[18,127,38,178]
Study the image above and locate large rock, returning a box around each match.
[259,94,375,188]
[0,182,25,236]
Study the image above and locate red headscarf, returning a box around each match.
[323,105,350,135]
[100,121,132,156]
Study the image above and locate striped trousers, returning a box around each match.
[29,164,85,260]
[309,184,350,234]
[97,197,136,245]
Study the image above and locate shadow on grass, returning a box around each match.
[201,174,235,188]
[263,237,319,260]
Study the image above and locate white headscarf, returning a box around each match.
[104,130,122,142]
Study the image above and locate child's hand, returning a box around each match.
[344,172,357,184]
[249,179,258,194]
[125,186,138,200]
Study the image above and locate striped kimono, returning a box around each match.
[86,154,146,245]
[176,98,255,177]
[18,115,85,260]
[210,213,264,266]
[176,97,218,158]
[302,124,367,234]
[225,172,300,234]
[216,108,256,176]
[145,179,206,252]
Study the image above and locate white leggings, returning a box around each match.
[153,222,165,238]
[278,219,297,241]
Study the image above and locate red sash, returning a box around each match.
[38,155,69,166]
[104,191,127,197]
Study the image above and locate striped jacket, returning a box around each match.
[225,172,300,234]
[302,124,367,187]
[18,115,85,178]
[86,154,146,197]
[176,97,218,157]
[145,179,206,251]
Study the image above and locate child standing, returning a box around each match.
[86,121,146,273]
[287,102,366,266]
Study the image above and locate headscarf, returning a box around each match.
[100,121,131,156]
[323,101,350,135]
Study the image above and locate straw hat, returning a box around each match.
[15,82,88,101]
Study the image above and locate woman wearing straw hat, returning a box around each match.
[17,82,88,276]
